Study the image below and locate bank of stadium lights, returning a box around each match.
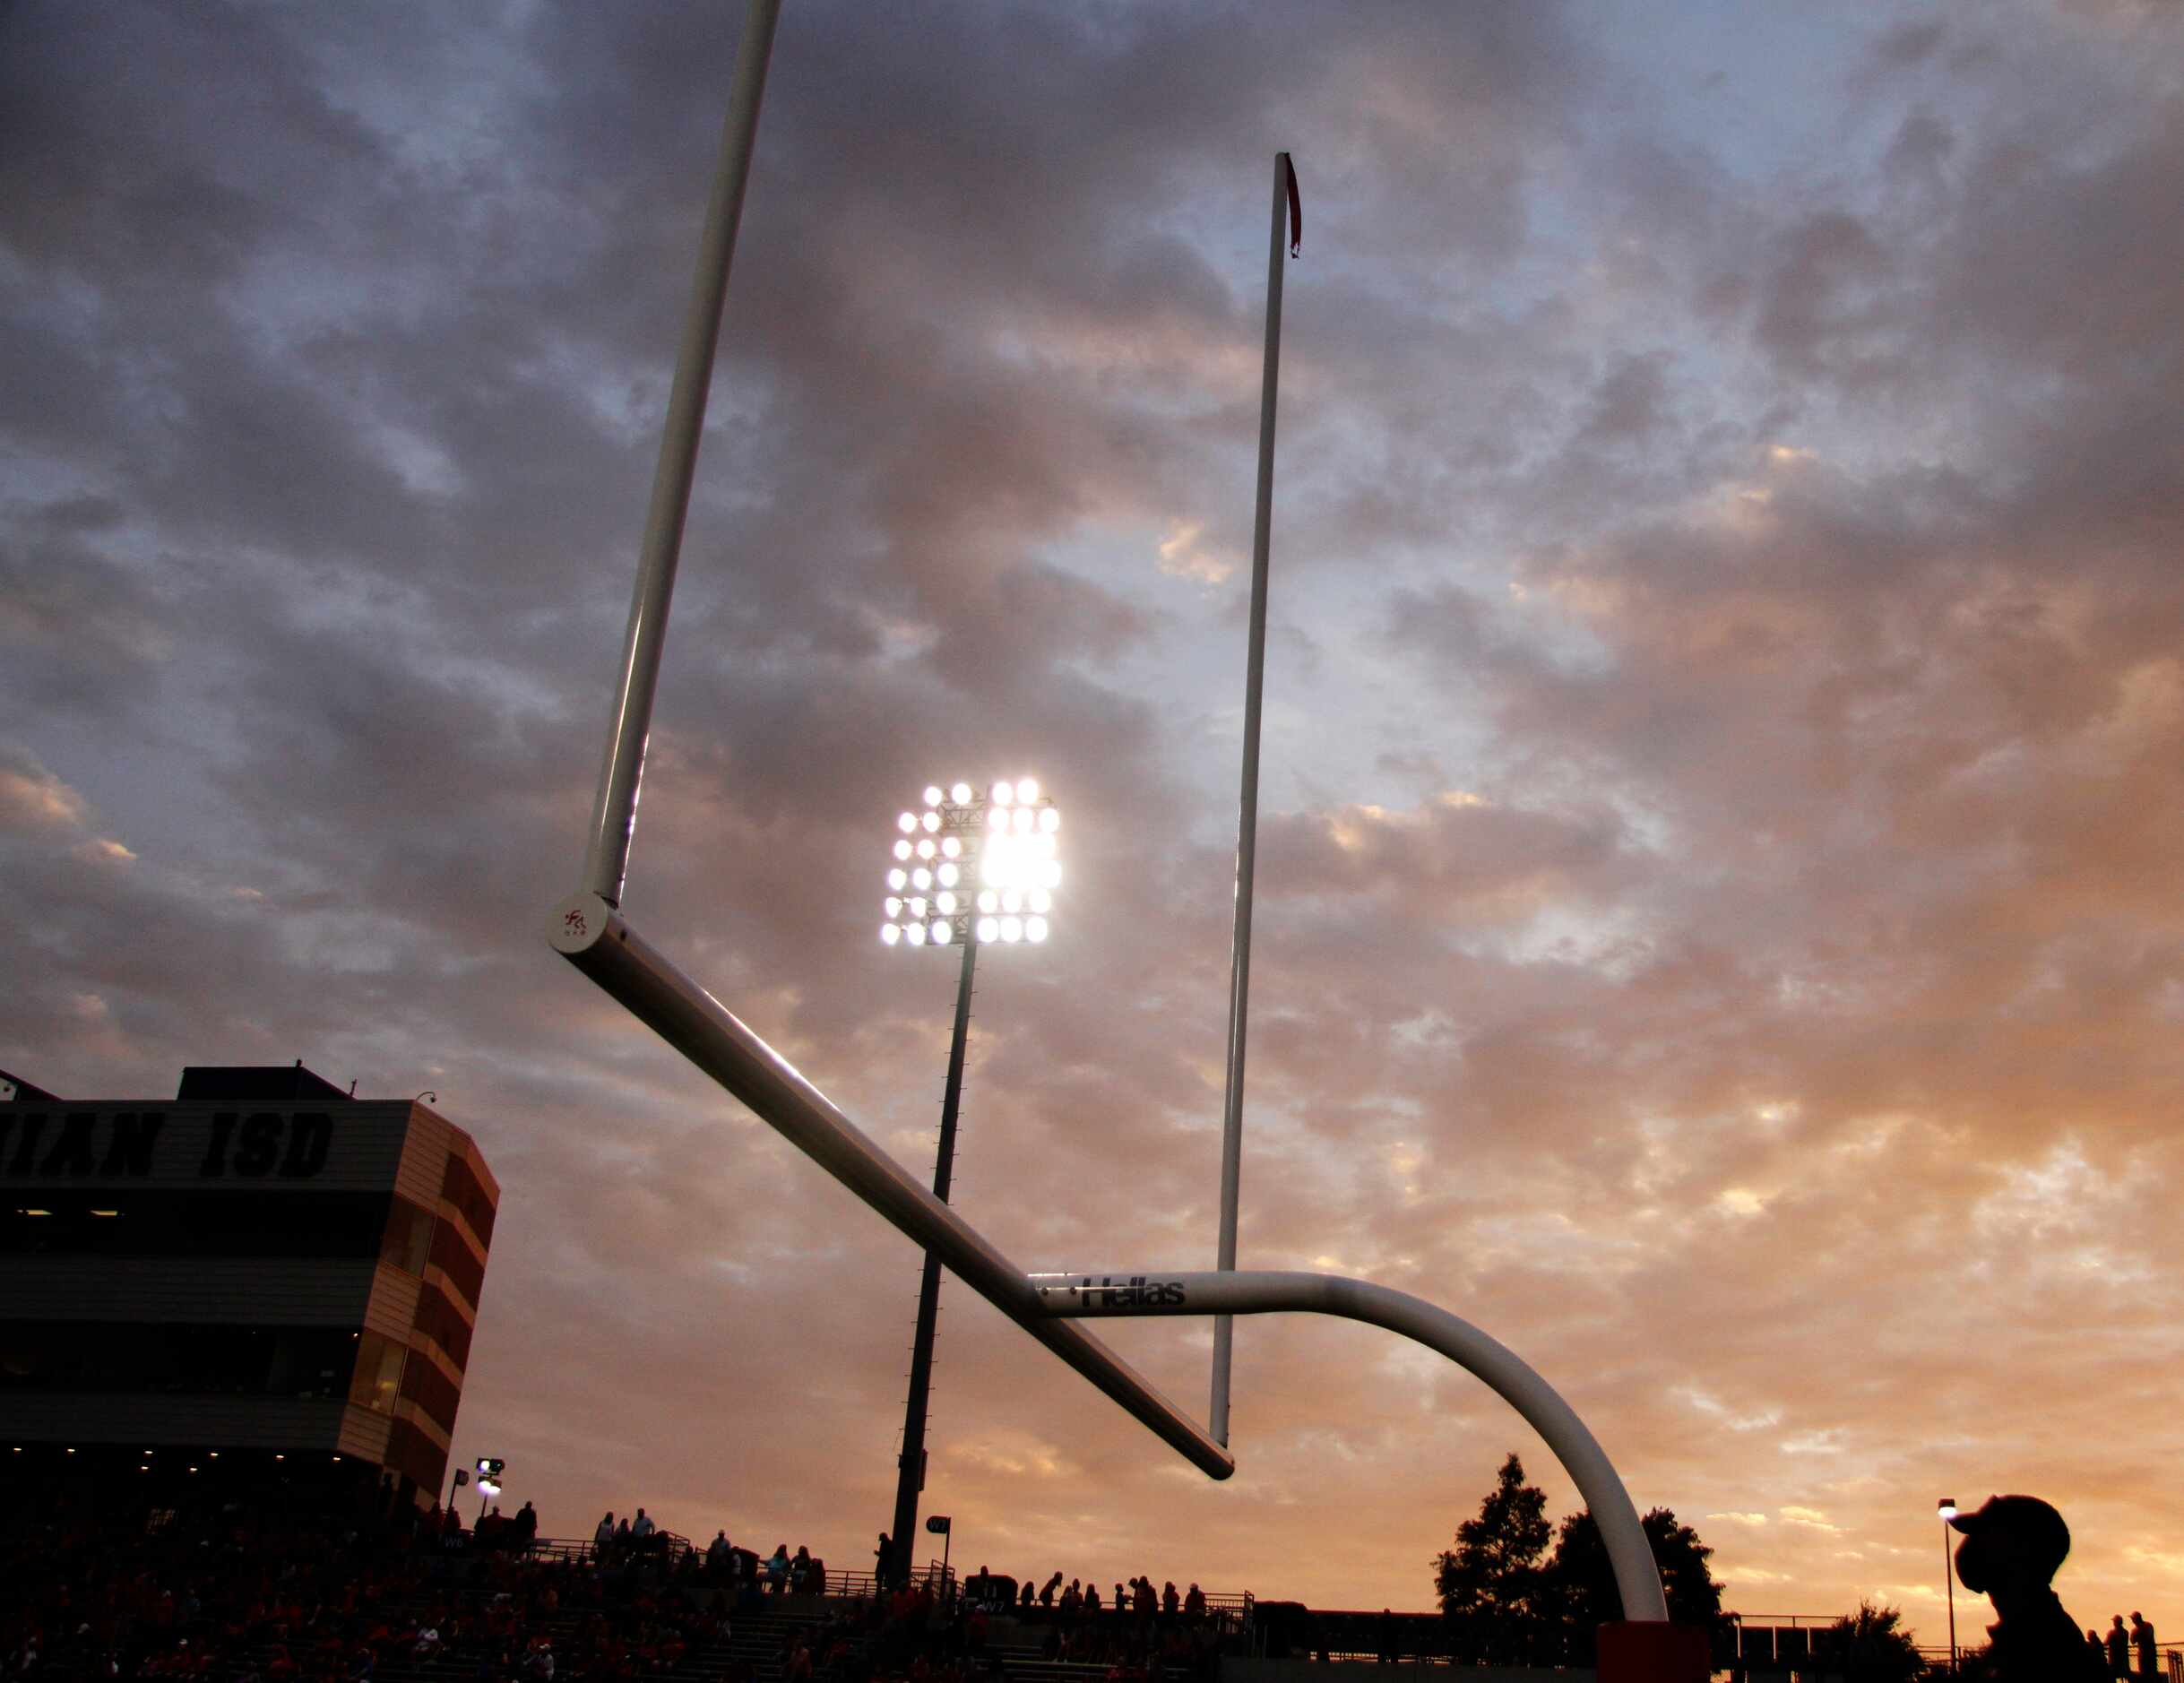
[882,779,1060,948]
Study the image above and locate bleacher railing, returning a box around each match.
[445,1538,1253,1636]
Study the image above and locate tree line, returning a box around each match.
[1435,1454,1926,1679]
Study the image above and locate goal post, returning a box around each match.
[548,890,1236,1481]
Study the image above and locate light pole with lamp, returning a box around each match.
[1938,1498,1959,1674]
[877,778,1060,1589]
[476,1455,505,1525]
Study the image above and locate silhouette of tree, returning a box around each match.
[1809,1601,1924,1683]
[1434,1453,1551,1664]
[1544,1506,1729,1665]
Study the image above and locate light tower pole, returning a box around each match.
[1938,1498,1959,1674]
[876,778,1061,1588]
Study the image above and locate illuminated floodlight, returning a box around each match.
[881,781,1059,954]
[881,924,902,945]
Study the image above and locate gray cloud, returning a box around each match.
[5,0,2183,1635]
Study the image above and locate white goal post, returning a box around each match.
[547,0,1670,1632]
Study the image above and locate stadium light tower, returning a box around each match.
[878,776,1060,1587]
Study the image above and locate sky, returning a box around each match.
[4,0,2182,1644]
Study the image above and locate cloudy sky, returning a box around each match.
[6,0,2183,1640]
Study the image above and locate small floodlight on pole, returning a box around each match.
[927,1513,953,1593]
[876,780,1060,1589]
[1938,1498,1958,1674]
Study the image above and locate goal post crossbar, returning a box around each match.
[548,890,1237,1481]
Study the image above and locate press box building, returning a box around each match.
[0,1064,496,1507]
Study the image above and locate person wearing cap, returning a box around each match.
[1948,1495,2107,1680]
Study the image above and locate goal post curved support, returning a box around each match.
[1032,1270,1671,1628]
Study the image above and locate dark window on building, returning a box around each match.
[427,1221,485,1311]
[410,1282,474,1372]
[0,1321,362,1398]
[3,1192,395,1260]
[440,1155,497,1250]
[377,1196,436,1276]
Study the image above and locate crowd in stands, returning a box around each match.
[3,1488,1232,1683]
[1,1508,737,1683]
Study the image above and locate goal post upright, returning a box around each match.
[1212,150,1301,1448]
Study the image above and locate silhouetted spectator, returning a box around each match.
[1162,1582,1179,1617]
[1948,1495,2107,1681]
[2133,1613,2158,1679]
[2110,1616,2130,1678]
[594,1513,616,1557]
